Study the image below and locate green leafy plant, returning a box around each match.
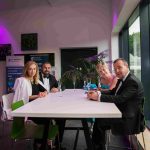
[62,66,82,88]
[61,50,110,88]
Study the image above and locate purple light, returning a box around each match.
[0,25,12,43]
[0,24,19,54]
[121,0,125,5]
[112,11,118,29]
[112,0,125,29]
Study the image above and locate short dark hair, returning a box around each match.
[113,58,128,65]
[42,62,51,68]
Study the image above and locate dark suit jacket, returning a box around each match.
[39,72,58,90]
[101,73,145,135]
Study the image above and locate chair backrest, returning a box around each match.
[11,100,24,111]
[1,93,14,120]
[11,100,25,139]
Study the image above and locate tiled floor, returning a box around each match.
[0,119,145,150]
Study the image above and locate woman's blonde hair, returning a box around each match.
[23,61,39,84]
[96,62,109,72]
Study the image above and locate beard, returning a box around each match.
[43,71,50,75]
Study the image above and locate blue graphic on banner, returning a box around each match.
[6,67,23,93]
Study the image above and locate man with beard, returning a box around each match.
[39,62,59,93]
[40,62,66,150]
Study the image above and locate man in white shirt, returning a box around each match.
[39,62,66,150]
[39,62,59,93]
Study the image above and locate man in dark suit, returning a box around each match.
[39,62,59,93]
[40,62,66,150]
[87,58,145,150]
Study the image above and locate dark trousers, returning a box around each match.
[31,117,66,147]
[55,118,66,145]
[92,118,121,150]
[29,118,51,149]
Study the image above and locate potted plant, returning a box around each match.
[61,49,110,89]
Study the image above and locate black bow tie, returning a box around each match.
[43,75,49,79]
[118,79,123,83]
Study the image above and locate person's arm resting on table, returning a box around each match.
[87,91,101,101]
[29,90,48,101]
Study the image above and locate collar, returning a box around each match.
[42,73,50,79]
[122,71,130,82]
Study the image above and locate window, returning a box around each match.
[129,17,141,80]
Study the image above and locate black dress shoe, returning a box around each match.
[33,143,41,150]
[55,146,67,150]
[94,145,105,150]
[60,147,67,150]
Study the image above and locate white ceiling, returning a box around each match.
[0,0,52,11]
[112,0,140,33]
[0,0,140,33]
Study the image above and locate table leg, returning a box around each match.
[73,127,80,150]
[82,119,94,150]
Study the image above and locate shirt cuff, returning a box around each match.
[97,91,101,102]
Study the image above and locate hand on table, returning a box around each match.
[38,91,48,98]
[51,87,59,93]
[87,90,99,101]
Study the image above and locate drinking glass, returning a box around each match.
[73,76,76,91]
[97,76,101,90]
[58,80,63,97]
[86,78,91,91]
[73,80,76,90]
[83,80,87,90]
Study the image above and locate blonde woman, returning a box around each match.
[13,61,47,104]
[13,61,49,149]
[96,62,118,90]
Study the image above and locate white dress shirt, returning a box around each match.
[115,71,130,95]
[43,76,50,93]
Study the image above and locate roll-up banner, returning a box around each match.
[6,56,24,93]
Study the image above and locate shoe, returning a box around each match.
[55,146,67,150]
[33,143,42,150]
[94,145,105,150]
[60,147,67,150]
[47,139,53,149]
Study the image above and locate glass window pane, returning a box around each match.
[129,17,141,80]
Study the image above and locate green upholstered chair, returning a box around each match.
[11,100,59,149]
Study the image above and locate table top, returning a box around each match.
[12,89,122,118]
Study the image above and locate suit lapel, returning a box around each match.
[40,73,44,83]
[115,79,123,95]
[116,73,131,95]
[49,75,51,84]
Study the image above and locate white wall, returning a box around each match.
[110,0,125,61]
[0,0,112,94]
[111,0,125,30]
[0,0,112,75]
[111,33,119,61]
